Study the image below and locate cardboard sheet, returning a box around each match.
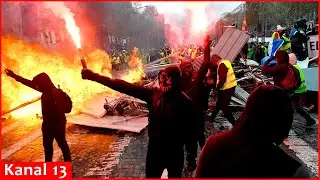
[67,113,148,133]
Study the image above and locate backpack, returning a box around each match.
[280,64,301,93]
[57,89,73,113]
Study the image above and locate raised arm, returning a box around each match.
[261,58,287,75]
[82,69,153,102]
[197,35,212,83]
[6,69,41,92]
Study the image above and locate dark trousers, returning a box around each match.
[210,87,236,125]
[291,94,315,124]
[185,112,205,170]
[42,124,71,162]
[146,139,184,178]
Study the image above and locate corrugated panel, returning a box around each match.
[192,28,249,71]
[212,28,250,62]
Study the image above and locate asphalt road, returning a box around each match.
[1,109,318,178]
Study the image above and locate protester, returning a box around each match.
[180,35,212,172]
[196,85,310,178]
[82,64,196,178]
[5,70,72,162]
[289,53,317,126]
[209,54,237,126]
[262,50,316,126]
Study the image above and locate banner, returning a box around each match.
[307,35,318,58]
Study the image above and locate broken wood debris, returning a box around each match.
[2,96,41,116]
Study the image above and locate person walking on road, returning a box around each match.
[209,54,237,126]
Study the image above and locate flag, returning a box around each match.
[242,16,247,32]
[268,38,284,57]
[290,28,297,38]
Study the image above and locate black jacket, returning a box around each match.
[12,73,71,127]
[86,66,196,147]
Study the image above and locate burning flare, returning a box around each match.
[43,2,81,48]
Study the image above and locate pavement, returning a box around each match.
[1,110,318,178]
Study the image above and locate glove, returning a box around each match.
[81,69,95,80]
[5,69,15,77]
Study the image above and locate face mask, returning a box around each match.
[182,64,193,77]
[159,72,172,93]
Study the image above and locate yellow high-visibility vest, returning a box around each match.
[293,65,307,94]
[113,57,120,64]
[191,50,197,60]
[217,60,237,90]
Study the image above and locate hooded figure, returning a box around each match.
[82,65,196,178]
[196,85,310,178]
[5,70,72,162]
[180,36,212,172]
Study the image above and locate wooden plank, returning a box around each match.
[67,114,148,133]
[2,96,41,116]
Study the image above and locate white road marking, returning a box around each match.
[84,134,133,177]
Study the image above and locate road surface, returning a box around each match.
[1,110,318,178]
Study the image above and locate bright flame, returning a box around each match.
[1,36,113,118]
[1,36,144,119]
[187,2,210,35]
[64,14,81,48]
[42,2,81,48]
[122,47,144,83]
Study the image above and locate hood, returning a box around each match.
[32,73,55,93]
[234,85,293,145]
[158,65,181,91]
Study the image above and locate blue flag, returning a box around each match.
[270,39,284,57]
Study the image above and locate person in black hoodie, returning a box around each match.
[81,65,196,178]
[180,35,212,172]
[5,70,72,162]
[196,85,310,178]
